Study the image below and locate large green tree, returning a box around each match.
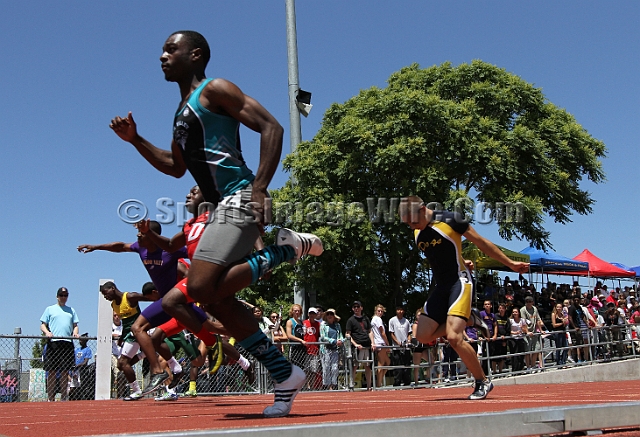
[259,60,606,314]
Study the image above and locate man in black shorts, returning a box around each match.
[345,301,373,390]
[399,196,529,399]
[40,287,80,401]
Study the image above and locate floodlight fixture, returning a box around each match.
[296,89,313,117]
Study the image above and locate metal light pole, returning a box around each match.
[285,0,305,310]
[285,0,302,153]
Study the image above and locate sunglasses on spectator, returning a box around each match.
[58,294,69,297]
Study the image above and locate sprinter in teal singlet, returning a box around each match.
[172,78,254,205]
[109,30,323,417]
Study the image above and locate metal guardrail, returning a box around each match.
[1,323,639,401]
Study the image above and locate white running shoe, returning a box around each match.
[155,391,179,401]
[468,379,493,400]
[263,365,305,418]
[276,228,323,263]
[123,391,144,401]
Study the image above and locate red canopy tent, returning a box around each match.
[569,249,636,277]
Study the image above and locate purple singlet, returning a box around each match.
[130,241,188,297]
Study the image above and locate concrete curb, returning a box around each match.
[492,357,640,386]
[89,401,640,437]
[86,359,640,437]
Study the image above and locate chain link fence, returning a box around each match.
[0,335,353,401]
[0,334,98,402]
[1,324,638,402]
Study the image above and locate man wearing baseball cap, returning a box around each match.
[303,307,322,389]
[40,287,80,401]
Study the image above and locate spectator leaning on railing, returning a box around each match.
[630,304,640,323]
[630,306,640,350]
[285,304,307,370]
[479,300,497,376]
[520,296,545,372]
[345,301,373,390]
[388,305,412,387]
[303,307,322,390]
[370,304,390,388]
[319,309,344,390]
[568,295,590,362]
[551,303,569,366]
[508,307,528,372]
[493,303,510,374]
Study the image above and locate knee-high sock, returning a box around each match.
[244,245,295,284]
[239,331,292,383]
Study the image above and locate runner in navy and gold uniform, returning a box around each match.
[399,195,529,400]
[414,210,474,324]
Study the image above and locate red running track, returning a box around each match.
[1,381,639,437]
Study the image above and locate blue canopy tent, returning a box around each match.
[611,262,640,277]
[519,247,589,273]
[599,262,639,291]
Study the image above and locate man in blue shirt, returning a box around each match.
[40,287,79,401]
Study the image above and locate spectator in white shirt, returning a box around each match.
[370,304,390,387]
[388,305,412,386]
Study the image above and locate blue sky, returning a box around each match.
[1,1,638,335]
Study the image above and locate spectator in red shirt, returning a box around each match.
[303,308,322,389]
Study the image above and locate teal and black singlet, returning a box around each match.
[173,78,255,204]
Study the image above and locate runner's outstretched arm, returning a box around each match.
[109,112,187,178]
[77,242,133,253]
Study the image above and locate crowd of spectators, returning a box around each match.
[252,277,640,388]
[37,276,640,399]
